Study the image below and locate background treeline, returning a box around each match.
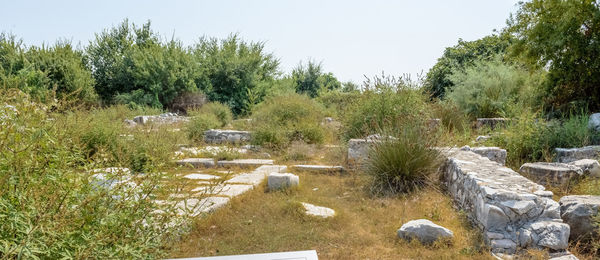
[0,19,351,115]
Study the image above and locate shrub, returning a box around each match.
[0,89,183,259]
[490,112,600,168]
[343,74,430,139]
[364,124,442,195]
[250,93,326,149]
[190,102,233,127]
[291,60,341,98]
[446,58,541,118]
[186,113,221,142]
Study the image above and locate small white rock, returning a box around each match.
[301,202,335,218]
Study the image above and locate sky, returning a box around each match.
[0,0,520,83]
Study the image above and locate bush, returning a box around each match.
[364,124,442,195]
[446,58,541,118]
[186,113,221,142]
[490,112,600,168]
[0,89,184,259]
[343,74,430,139]
[190,102,233,127]
[250,93,325,149]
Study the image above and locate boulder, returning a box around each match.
[559,195,600,241]
[268,173,299,190]
[519,162,583,187]
[589,113,600,132]
[397,219,454,244]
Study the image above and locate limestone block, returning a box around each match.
[559,195,600,241]
[476,118,509,129]
[301,202,335,218]
[588,113,600,132]
[268,173,299,190]
[397,219,454,244]
[519,162,583,186]
[175,158,215,168]
[204,129,251,144]
[555,146,600,163]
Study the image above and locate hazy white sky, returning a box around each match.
[0,0,520,83]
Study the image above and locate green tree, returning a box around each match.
[87,19,198,108]
[291,60,341,98]
[193,34,280,115]
[424,35,511,98]
[0,33,97,106]
[507,0,600,113]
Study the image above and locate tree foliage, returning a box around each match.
[291,60,341,98]
[193,34,280,115]
[0,34,97,106]
[87,19,197,108]
[424,35,511,98]
[507,0,600,113]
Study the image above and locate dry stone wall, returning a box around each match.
[441,149,570,254]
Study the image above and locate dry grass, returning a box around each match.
[167,172,491,259]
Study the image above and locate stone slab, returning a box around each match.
[253,165,287,174]
[217,159,274,168]
[555,146,600,163]
[519,162,583,187]
[167,250,318,260]
[184,173,221,180]
[476,118,509,129]
[226,173,267,186]
[441,149,569,254]
[176,158,216,168]
[268,173,299,190]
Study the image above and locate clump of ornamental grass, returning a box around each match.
[364,123,442,196]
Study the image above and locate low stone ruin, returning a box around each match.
[460,145,507,165]
[128,113,189,126]
[555,146,600,163]
[441,149,570,254]
[397,219,454,244]
[476,118,509,129]
[559,195,600,242]
[204,129,251,144]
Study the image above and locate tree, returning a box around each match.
[193,34,280,115]
[424,35,512,98]
[292,60,341,98]
[507,0,600,113]
[87,19,198,108]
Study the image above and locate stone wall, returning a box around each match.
[441,149,569,254]
[204,129,252,144]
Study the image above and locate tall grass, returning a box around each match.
[0,89,185,258]
[364,124,442,195]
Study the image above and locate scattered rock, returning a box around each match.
[301,202,335,218]
[476,135,491,143]
[131,113,188,126]
[397,219,454,244]
[123,119,137,128]
[559,195,600,241]
[268,173,299,190]
[183,173,220,180]
[588,113,600,132]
